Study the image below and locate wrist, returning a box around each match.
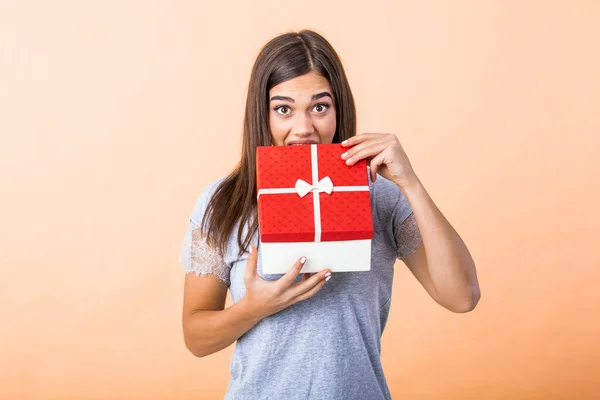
[237,295,265,323]
[397,173,422,193]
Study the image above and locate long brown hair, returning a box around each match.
[201,30,357,257]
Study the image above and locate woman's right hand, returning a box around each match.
[242,244,331,320]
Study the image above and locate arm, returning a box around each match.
[182,275,261,357]
[341,132,480,313]
[182,245,330,357]
[400,177,480,313]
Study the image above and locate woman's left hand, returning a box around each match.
[341,133,418,188]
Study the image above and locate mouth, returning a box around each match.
[287,140,319,146]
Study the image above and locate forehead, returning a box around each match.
[269,71,332,99]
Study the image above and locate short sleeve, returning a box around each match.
[392,191,423,260]
[177,179,231,286]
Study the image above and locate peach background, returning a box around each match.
[1,1,599,399]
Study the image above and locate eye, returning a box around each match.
[312,103,330,113]
[274,106,291,115]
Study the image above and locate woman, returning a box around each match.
[178,30,480,399]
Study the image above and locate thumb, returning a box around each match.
[244,244,259,281]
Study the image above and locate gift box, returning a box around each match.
[256,143,374,274]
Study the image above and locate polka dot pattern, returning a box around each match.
[256,144,374,243]
[256,145,312,189]
[320,192,373,241]
[317,144,369,186]
[258,193,314,242]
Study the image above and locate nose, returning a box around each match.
[292,112,315,136]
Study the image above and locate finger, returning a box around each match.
[243,244,259,281]
[292,273,330,303]
[341,133,382,147]
[277,256,307,288]
[341,137,389,162]
[370,152,386,181]
[341,135,388,155]
[345,142,389,166]
[287,269,331,299]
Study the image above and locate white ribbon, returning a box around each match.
[257,144,369,242]
[295,176,333,198]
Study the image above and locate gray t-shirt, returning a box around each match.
[179,174,422,400]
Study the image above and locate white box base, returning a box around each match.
[260,239,372,274]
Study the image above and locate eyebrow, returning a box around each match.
[270,92,332,103]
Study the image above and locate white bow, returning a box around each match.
[295,176,334,198]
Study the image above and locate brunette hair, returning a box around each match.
[200,30,357,257]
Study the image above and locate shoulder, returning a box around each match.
[189,177,227,224]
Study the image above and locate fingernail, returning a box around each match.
[341,151,348,159]
[342,140,348,145]
[325,272,332,281]
[300,257,306,265]
[345,157,352,164]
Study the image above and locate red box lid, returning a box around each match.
[256,144,374,243]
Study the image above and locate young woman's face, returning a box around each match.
[268,71,337,146]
